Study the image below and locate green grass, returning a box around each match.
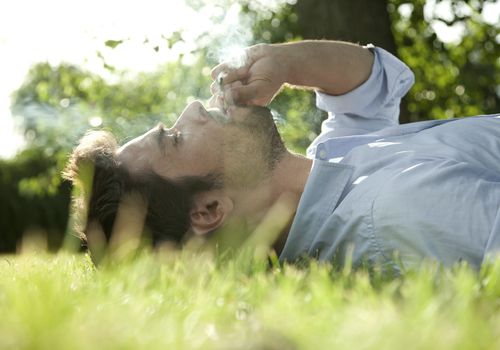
[0,250,499,350]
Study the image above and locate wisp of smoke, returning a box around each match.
[208,4,254,69]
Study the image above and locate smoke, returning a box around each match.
[10,99,109,151]
[208,3,254,69]
[204,4,288,125]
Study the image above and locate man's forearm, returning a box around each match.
[273,40,374,96]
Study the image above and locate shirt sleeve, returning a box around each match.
[313,45,414,138]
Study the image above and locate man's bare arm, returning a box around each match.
[210,40,374,106]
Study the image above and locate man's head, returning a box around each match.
[64,102,286,248]
[118,101,284,187]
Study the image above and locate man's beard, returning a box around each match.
[237,106,285,169]
[222,106,286,188]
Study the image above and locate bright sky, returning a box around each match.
[0,0,222,158]
[0,0,498,158]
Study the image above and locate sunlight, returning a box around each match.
[0,0,215,158]
[0,0,498,158]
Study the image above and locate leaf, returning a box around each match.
[104,39,123,49]
[166,31,183,49]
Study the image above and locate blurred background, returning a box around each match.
[0,0,498,252]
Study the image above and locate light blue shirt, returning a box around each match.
[280,47,500,271]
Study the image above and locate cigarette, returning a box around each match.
[216,72,227,87]
[216,92,228,112]
[216,72,229,110]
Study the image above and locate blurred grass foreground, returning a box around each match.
[1,1,499,348]
[0,250,499,350]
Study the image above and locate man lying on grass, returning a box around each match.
[64,40,500,271]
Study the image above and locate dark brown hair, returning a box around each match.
[63,130,221,248]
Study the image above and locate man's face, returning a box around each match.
[118,101,284,188]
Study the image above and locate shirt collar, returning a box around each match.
[279,159,354,262]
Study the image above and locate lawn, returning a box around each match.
[0,249,499,350]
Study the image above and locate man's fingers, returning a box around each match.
[210,81,220,95]
[211,64,249,85]
[224,66,249,84]
[211,80,243,98]
[226,84,262,106]
[210,63,226,80]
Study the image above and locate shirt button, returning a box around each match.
[319,149,327,160]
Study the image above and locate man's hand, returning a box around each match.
[209,40,375,108]
[210,44,287,107]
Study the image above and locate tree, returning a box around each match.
[390,0,499,121]
[294,0,398,55]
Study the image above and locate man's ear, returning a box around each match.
[190,190,234,236]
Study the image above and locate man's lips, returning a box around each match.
[197,102,226,123]
[207,107,229,124]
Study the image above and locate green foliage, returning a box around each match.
[241,0,300,43]
[0,252,498,349]
[272,88,323,154]
[0,147,70,252]
[12,63,106,149]
[11,56,214,149]
[389,0,499,121]
[104,40,124,49]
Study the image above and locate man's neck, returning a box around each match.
[230,151,313,251]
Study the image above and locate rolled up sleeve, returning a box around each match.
[314,46,414,138]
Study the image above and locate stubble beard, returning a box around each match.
[222,106,286,189]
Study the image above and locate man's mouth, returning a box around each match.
[197,101,229,125]
[207,108,230,124]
